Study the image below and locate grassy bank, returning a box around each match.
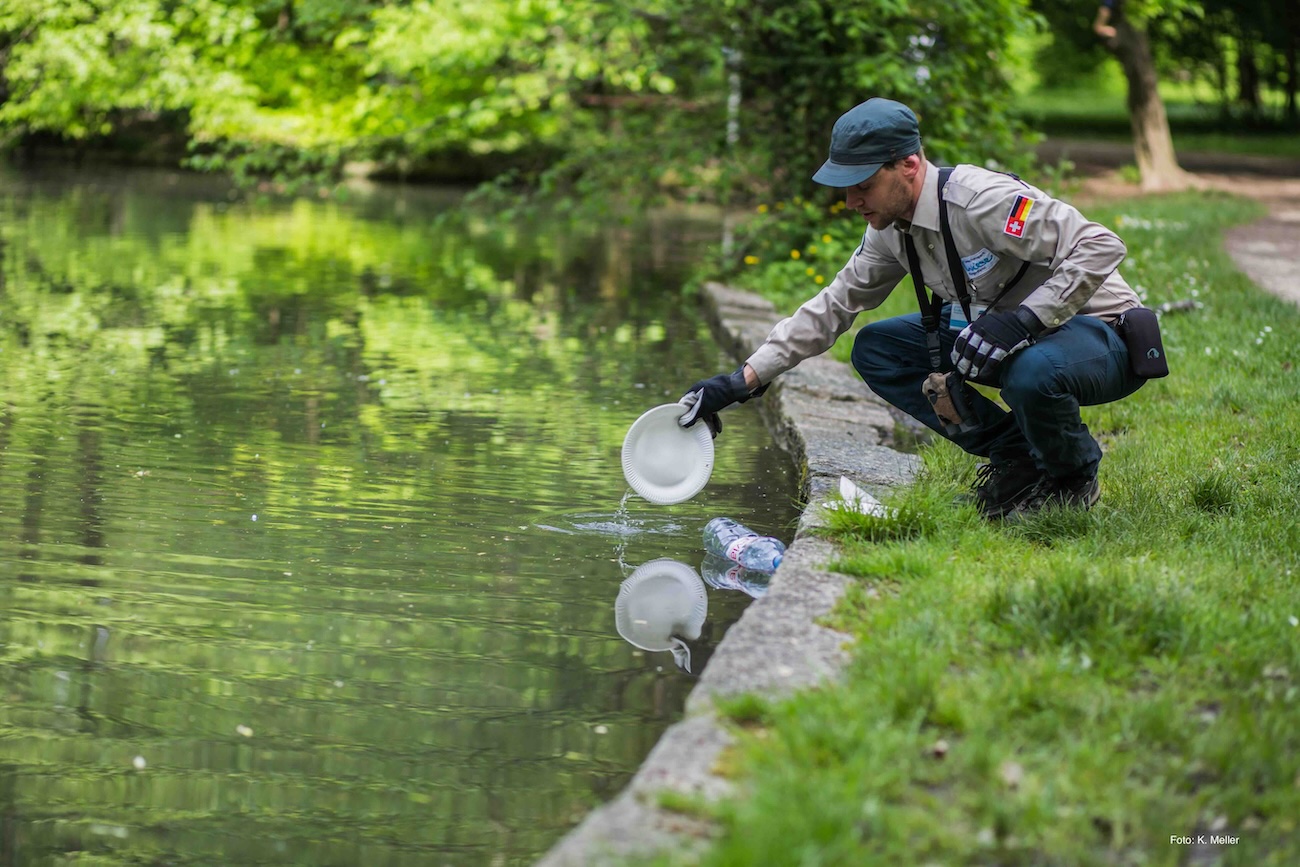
[665,192,1300,864]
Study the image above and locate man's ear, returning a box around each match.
[901,153,923,179]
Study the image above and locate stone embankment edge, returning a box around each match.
[536,283,921,866]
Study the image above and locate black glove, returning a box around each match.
[678,366,767,437]
[951,306,1045,385]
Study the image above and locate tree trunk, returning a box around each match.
[1287,31,1297,125]
[1237,34,1260,113]
[1214,34,1230,120]
[1104,19,1196,192]
[278,2,294,34]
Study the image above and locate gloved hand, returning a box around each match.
[951,306,1045,384]
[678,366,766,437]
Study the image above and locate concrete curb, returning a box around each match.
[536,283,920,867]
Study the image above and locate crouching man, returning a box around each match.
[680,98,1164,520]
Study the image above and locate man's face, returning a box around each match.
[844,164,914,231]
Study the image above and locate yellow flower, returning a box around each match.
[822,234,832,244]
[757,204,769,214]
[805,267,815,276]
[744,255,760,265]
[815,275,825,284]
[790,249,801,260]
[807,245,818,254]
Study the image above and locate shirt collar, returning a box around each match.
[905,160,941,233]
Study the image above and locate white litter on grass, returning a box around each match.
[824,476,895,519]
[132,756,147,770]
[236,725,254,737]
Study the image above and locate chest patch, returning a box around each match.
[1004,195,1034,238]
[961,247,1000,281]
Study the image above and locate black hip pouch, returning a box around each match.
[1116,307,1169,379]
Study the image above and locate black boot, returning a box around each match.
[970,459,1045,520]
[1005,472,1101,521]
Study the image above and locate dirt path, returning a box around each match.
[1076,169,1300,309]
[1221,183,1300,309]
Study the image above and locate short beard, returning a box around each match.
[883,169,914,228]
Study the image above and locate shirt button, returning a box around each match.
[1053,317,1061,325]
[927,244,934,250]
[998,282,1005,288]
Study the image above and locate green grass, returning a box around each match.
[1018,85,1300,159]
[658,192,1300,864]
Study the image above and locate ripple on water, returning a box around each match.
[535,512,687,538]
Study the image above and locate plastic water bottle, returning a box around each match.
[702,517,785,573]
[700,554,773,598]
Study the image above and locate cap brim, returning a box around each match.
[812,159,882,188]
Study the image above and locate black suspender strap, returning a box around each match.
[936,170,973,325]
[903,166,1035,373]
[903,167,963,372]
[903,233,944,371]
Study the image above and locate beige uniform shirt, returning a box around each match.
[745,161,1141,385]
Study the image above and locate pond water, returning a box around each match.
[0,167,798,865]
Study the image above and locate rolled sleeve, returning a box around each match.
[745,229,906,384]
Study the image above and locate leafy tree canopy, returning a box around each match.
[0,0,1038,199]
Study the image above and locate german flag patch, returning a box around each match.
[1003,195,1034,238]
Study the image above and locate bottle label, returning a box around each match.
[725,535,758,562]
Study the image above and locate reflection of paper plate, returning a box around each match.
[621,403,714,505]
[614,558,709,652]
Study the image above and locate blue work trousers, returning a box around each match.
[850,308,1146,479]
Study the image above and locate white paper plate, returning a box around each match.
[614,558,709,652]
[621,403,714,505]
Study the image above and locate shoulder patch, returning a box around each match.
[1003,195,1034,238]
[941,180,977,209]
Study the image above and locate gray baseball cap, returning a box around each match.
[812,98,922,188]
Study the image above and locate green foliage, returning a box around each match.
[0,0,258,141]
[1,0,1041,199]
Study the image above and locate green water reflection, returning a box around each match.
[0,168,798,865]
